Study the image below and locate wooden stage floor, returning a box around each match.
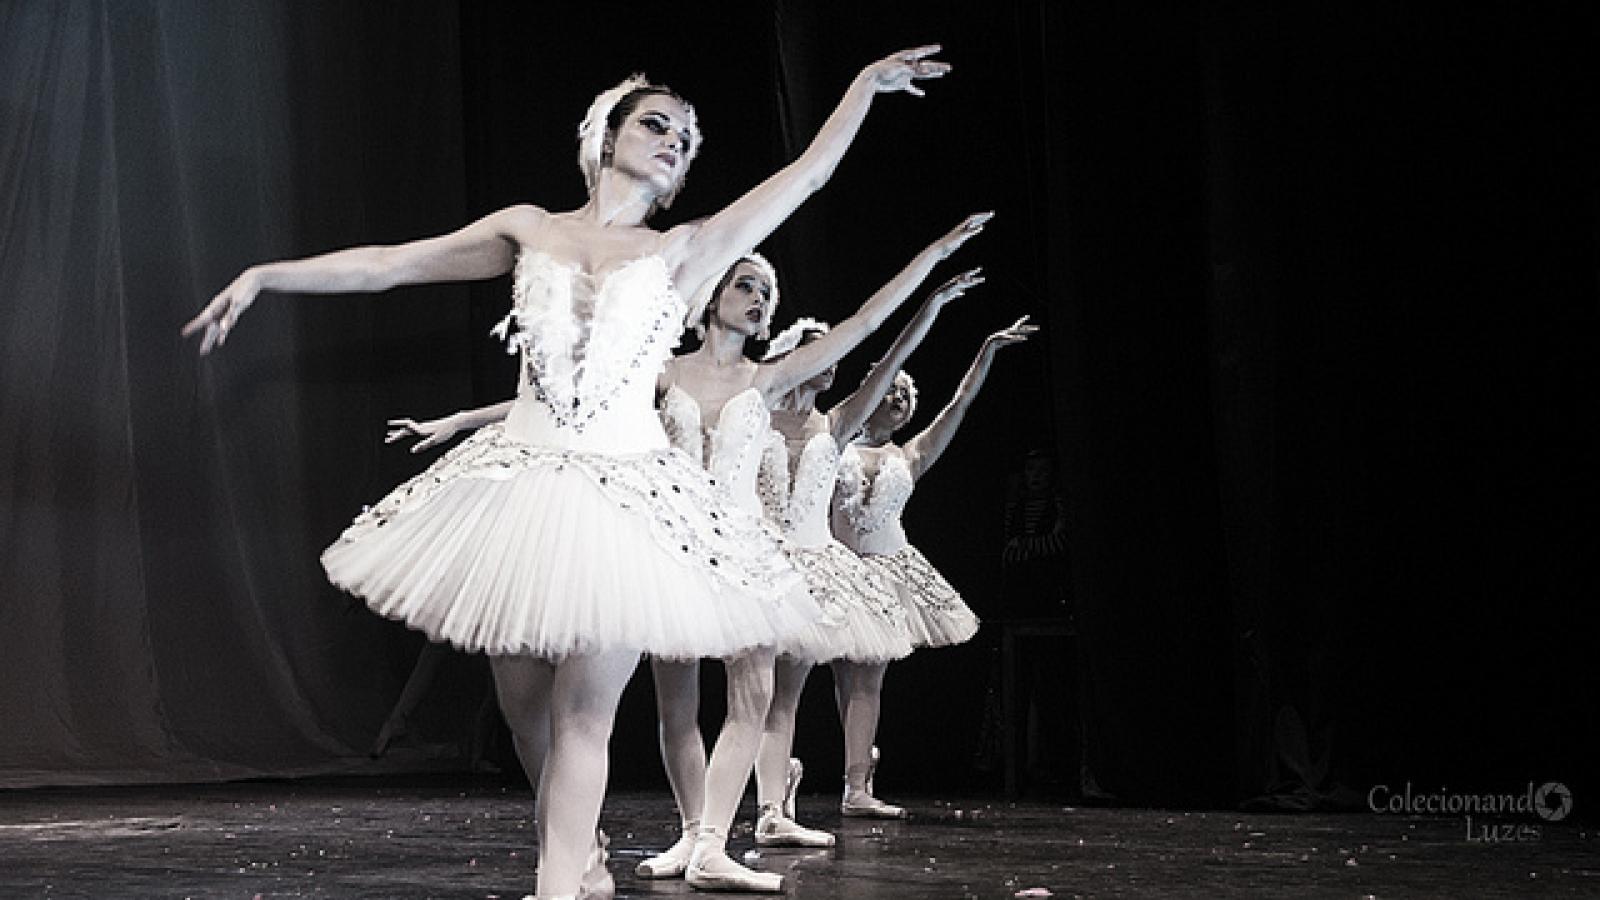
[0,778,1593,898]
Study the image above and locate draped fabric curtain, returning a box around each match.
[1,1,476,786]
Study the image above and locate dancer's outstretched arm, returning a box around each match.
[385,400,516,453]
[183,205,543,354]
[757,211,991,400]
[669,46,950,319]
[904,316,1038,481]
[826,267,984,443]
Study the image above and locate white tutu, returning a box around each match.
[785,541,914,663]
[833,444,980,650]
[323,424,813,660]
[862,544,979,649]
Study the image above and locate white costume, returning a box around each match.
[763,432,914,662]
[322,250,814,660]
[832,444,978,648]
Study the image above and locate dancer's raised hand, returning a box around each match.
[930,211,994,260]
[930,268,985,306]
[986,315,1039,349]
[862,45,951,97]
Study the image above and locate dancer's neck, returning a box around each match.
[698,324,752,368]
[579,174,656,227]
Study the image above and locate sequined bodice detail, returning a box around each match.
[660,386,775,516]
[833,445,914,551]
[771,433,841,547]
[494,251,683,433]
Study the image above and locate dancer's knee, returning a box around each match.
[725,652,776,721]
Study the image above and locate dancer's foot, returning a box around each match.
[782,757,804,819]
[755,803,835,848]
[841,784,906,819]
[685,829,783,892]
[636,820,698,879]
[581,829,614,898]
[521,831,612,900]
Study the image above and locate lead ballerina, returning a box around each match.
[181,46,951,900]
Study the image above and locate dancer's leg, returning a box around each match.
[700,646,775,833]
[753,656,834,847]
[637,658,705,878]
[490,655,554,788]
[755,657,810,809]
[651,658,707,823]
[833,660,904,817]
[687,646,783,891]
[524,650,639,899]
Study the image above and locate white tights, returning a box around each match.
[491,651,638,898]
[831,660,889,790]
[653,646,777,837]
[755,656,813,808]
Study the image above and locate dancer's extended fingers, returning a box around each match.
[897,44,943,62]
[964,211,995,231]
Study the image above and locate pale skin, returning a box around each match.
[182,45,953,900]
[836,316,1037,803]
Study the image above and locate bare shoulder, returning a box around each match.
[492,204,550,243]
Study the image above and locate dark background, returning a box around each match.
[1,0,1594,811]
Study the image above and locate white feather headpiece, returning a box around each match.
[689,252,780,339]
[577,73,702,199]
[894,370,919,419]
[762,317,830,361]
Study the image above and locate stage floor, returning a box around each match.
[0,779,1592,898]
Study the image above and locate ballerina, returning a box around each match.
[181,46,951,900]
[830,315,1038,817]
[751,258,983,845]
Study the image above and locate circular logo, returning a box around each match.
[1534,782,1572,822]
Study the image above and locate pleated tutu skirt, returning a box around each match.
[781,540,914,664]
[863,544,980,649]
[322,424,815,660]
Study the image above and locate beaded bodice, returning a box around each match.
[769,433,842,548]
[832,444,914,555]
[660,385,775,517]
[493,251,683,441]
